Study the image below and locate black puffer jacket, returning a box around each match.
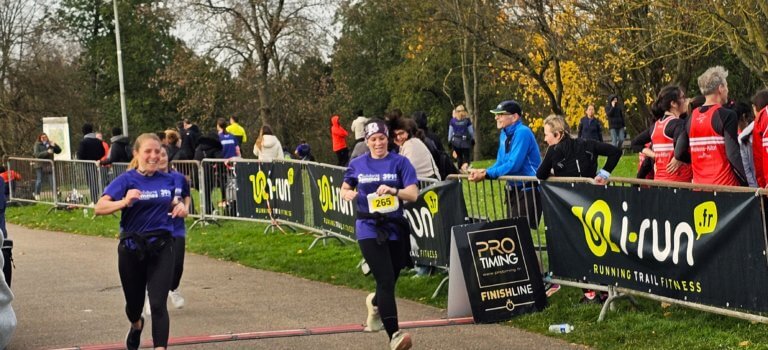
[176,124,201,160]
[605,94,626,129]
[194,132,223,161]
[101,135,132,165]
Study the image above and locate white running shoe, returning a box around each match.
[142,293,151,317]
[389,330,413,350]
[169,289,186,309]
[363,293,383,332]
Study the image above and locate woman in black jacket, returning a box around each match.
[536,114,621,303]
[537,115,622,183]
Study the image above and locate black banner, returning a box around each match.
[541,182,768,312]
[305,163,356,238]
[452,218,547,323]
[235,161,304,223]
[404,180,467,267]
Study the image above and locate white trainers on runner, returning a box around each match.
[142,292,151,317]
[389,330,412,350]
[169,289,186,309]
[363,293,383,332]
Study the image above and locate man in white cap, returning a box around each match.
[469,100,542,228]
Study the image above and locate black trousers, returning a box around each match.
[118,237,174,347]
[455,147,471,169]
[171,236,185,291]
[336,148,350,166]
[359,239,405,337]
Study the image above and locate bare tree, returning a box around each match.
[184,0,332,133]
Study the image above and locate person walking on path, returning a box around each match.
[331,115,350,166]
[94,133,188,350]
[32,133,61,199]
[341,120,417,350]
[606,95,626,148]
[577,104,603,142]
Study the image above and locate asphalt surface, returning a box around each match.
[5,224,584,349]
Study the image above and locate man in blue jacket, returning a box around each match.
[468,100,542,228]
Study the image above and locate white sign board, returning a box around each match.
[42,117,72,160]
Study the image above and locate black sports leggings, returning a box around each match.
[455,147,471,169]
[118,238,174,347]
[358,238,403,338]
[171,236,185,291]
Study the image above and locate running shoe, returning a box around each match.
[126,316,144,350]
[364,293,383,332]
[169,289,186,309]
[390,330,413,350]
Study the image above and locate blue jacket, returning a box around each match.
[486,120,541,183]
[577,116,603,142]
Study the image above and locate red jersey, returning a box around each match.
[752,106,768,187]
[651,116,692,182]
[688,104,740,186]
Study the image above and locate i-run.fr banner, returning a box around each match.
[235,161,304,223]
[541,182,768,312]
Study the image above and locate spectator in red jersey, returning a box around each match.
[330,115,350,166]
[750,89,768,187]
[631,85,692,182]
[685,66,747,186]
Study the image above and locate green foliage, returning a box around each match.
[332,0,404,118]
[57,0,179,136]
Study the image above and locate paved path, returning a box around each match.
[6,224,583,349]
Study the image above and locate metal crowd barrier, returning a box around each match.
[170,160,201,219]
[6,157,56,205]
[55,159,102,209]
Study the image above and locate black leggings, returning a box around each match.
[171,236,186,291]
[118,238,174,347]
[359,239,403,338]
[336,148,350,166]
[455,147,471,169]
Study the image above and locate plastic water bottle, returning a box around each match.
[548,323,574,334]
[83,208,88,218]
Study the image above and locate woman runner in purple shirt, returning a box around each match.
[341,120,418,350]
[95,133,188,350]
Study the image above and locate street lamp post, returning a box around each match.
[113,0,129,137]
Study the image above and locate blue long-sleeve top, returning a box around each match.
[486,120,541,185]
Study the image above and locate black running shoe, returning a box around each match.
[126,316,144,350]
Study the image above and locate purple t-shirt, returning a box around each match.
[103,169,176,235]
[219,133,238,158]
[343,152,418,241]
[170,170,190,238]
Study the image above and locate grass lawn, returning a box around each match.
[8,165,768,349]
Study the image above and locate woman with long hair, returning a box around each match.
[252,125,284,161]
[95,133,187,350]
[630,85,692,182]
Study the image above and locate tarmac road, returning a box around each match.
[5,224,583,349]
